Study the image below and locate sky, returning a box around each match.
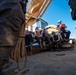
[42,0,76,39]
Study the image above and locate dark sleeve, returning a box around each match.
[57,25,59,27]
[42,31,45,37]
[0,0,25,46]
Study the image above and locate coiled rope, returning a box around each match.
[10,23,27,71]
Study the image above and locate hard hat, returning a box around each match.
[58,20,62,23]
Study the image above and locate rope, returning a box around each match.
[10,23,27,71]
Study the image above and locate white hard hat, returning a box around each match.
[58,20,62,23]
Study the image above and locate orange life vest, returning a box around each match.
[59,24,66,30]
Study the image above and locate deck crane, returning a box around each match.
[26,0,52,28]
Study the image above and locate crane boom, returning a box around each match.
[26,0,52,27]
